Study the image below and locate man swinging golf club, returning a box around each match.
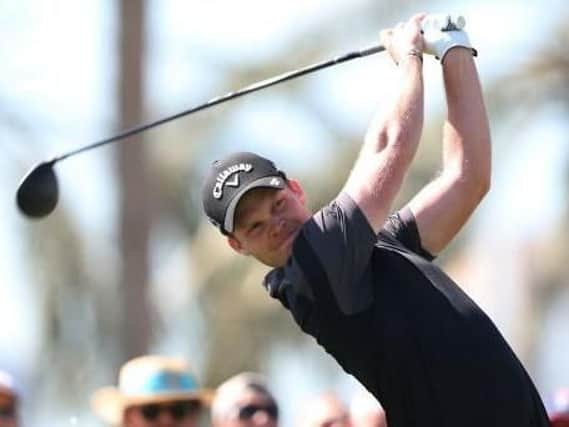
[202,13,550,426]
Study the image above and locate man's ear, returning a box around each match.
[227,235,249,255]
[287,178,306,205]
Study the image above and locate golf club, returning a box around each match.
[15,13,466,219]
[16,44,386,219]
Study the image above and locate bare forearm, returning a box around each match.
[342,14,427,232]
[393,57,425,151]
[442,49,491,192]
[407,49,491,255]
[345,56,424,232]
[362,57,424,157]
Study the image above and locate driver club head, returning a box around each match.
[14,42,388,220]
[16,160,60,219]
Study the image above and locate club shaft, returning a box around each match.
[54,44,385,163]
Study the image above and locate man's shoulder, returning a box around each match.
[379,208,436,261]
[305,192,377,247]
[263,254,315,304]
[263,267,295,300]
[313,192,364,220]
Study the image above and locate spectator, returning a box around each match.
[299,392,350,427]
[211,372,278,427]
[0,370,18,427]
[349,390,386,427]
[90,355,212,427]
[549,388,569,427]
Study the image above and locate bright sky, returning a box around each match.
[1,0,568,425]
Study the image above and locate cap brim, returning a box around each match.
[224,175,286,233]
[91,387,214,425]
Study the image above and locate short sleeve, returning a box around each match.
[381,207,435,261]
[298,192,377,314]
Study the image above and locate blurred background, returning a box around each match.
[1,0,568,425]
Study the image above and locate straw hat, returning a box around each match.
[91,355,213,425]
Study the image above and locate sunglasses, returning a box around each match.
[138,400,201,421]
[237,403,279,420]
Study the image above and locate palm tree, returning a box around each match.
[116,0,153,362]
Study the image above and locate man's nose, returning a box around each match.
[251,410,274,427]
[155,411,175,427]
[268,217,286,238]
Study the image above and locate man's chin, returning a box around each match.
[256,239,295,268]
[268,252,291,269]
[255,254,286,269]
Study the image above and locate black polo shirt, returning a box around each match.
[264,193,549,427]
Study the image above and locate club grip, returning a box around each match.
[422,14,466,32]
[358,45,386,57]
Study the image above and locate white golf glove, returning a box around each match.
[421,14,477,63]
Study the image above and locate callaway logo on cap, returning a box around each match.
[212,163,253,199]
[202,152,286,234]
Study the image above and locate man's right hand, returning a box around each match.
[380,13,426,65]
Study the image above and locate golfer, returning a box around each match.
[201,13,549,426]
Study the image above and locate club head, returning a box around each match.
[16,160,59,219]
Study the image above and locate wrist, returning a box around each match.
[399,49,423,66]
[407,49,423,62]
[441,46,476,66]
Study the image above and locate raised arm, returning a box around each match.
[343,14,426,234]
[408,46,491,255]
